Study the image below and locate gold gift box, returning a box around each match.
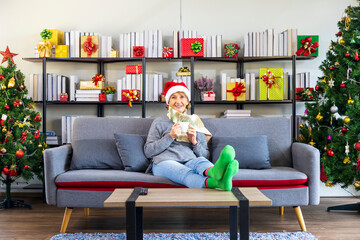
[110,49,119,58]
[49,29,64,46]
[55,45,69,58]
[81,36,99,58]
[226,82,246,101]
[80,80,104,90]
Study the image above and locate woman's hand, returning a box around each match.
[169,123,182,139]
[187,124,197,145]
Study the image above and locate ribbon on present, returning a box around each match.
[191,41,202,53]
[82,36,98,57]
[92,74,104,87]
[227,82,245,101]
[206,91,214,97]
[123,89,140,107]
[162,47,173,57]
[296,36,319,56]
[261,69,279,89]
[37,40,52,58]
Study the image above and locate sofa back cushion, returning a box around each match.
[203,117,292,167]
[70,117,154,170]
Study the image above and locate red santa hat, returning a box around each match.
[164,82,190,104]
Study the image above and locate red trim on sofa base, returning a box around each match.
[56,181,185,189]
[232,179,308,187]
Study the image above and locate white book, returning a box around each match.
[283,31,288,56]
[135,32,140,46]
[178,30,183,57]
[75,31,80,58]
[296,73,301,88]
[145,74,149,101]
[285,29,292,56]
[28,74,34,99]
[139,75,143,101]
[207,35,212,57]
[263,31,268,57]
[153,74,159,101]
[52,74,58,101]
[76,97,99,101]
[69,31,75,58]
[211,35,216,57]
[75,90,101,94]
[75,94,99,98]
[138,31,144,49]
[256,32,260,57]
[252,32,256,57]
[117,79,122,101]
[107,36,112,57]
[130,32,135,58]
[126,74,131,89]
[101,36,107,57]
[291,28,298,56]
[216,35,222,57]
[136,74,141,90]
[244,35,249,57]
[173,31,178,58]
[245,73,250,100]
[224,109,251,114]
[148,74,154,101]
[250,73,256,100]
[126,33,131,58]
[267,29,273,57]
[153,30,158,58]
[157,30,162,58]
[221,73,227,100]
[259,32,264,56]
[119,34,124,58]
[158,74,163,96]
[144,31,149,57]
[69,75,79,101]
[192,30,197,38]
[65,32,70,47]
[249,33,253,57]
[47,74,52,101]
[273,30,278,56]
[61,116,66,144]
[38,74,43,101]
[202,36,207,57]
[186,76,191,100]
[131,74,136,89]
[183,30,188,38]
[148,30,153,58]
[306,72,310,88]
[279,33,284,56]
[61,76,68,94]
[57,75,62,101]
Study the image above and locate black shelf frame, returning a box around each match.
[24,55,314,139]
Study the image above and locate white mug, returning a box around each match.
[178,122,190,132]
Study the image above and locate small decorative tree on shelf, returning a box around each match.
[194,76,214,101]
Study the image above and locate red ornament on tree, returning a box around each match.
[341,127,348,133]
[315,85,322,91]
[15,149,24,158]
[345,52,350,57]
[34,131,40,139]
[24,165,29,169]
[2,167,10,175]
[354,52,359,61]
[4,105,9,110]
[9,169,18,177]
[330,66,334,71]
[337,31,342,36]
[340,82,346,88]
[0,74,4,81]
[355,141,360,151]
[327,148,335,157]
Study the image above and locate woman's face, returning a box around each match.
[168,92,189,113]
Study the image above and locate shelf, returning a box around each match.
[22,56,316,64]
[34,101,142,105]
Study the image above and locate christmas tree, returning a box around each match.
[298,5,360,192]
[0,46,46,209]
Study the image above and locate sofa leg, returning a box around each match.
[279,206,284,215]
[293,206,307,232]
[84,208,90,216]
[60,207,73,233]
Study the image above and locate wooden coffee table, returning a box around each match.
[104,187,271,240]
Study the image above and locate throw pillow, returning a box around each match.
[114,133,150,172]
[70,139,124,170]
[211,135,271,169]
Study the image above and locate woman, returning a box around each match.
[144,82,238,191]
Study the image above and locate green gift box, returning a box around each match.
[296,35,319,57]
[259,68,284,100]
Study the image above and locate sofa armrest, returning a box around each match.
[292,142,320,205]
[44,144,72,205]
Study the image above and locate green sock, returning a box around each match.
[206,160,239,191]
[207,145,235,181]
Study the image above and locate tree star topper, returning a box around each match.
[0,46,18,64]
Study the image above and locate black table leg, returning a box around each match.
[229,206,238,240]
[126,187,142,240]
[136,207,143,240]
[240,197,249,240]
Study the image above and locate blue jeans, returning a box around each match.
[152,157,214,188]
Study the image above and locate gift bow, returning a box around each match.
[123,89,140,107]
[37,40,52,58]
[206,91,214,97]
[163,47,173,57]
[191,41,202,53]
[227,82,245,101]
[224,44,238,57]
[40,29,52,40]
[296,37,319,56]
[92,74,104,87]
[262,69,279,89]
[133,47,144,57]
[82,36,98,57]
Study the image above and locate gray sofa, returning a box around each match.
[44,117,320,233]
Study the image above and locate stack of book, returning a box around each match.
[43,131,60,145]
[222,109,251,118]
[75,89,101,102]
[244,28,298,57]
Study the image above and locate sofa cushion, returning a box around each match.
[114,133,149,172]
[70,139,124,170]
[211,135,271,169]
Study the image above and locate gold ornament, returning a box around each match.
[324,145,328,151]
[344,117,350,124]
[326,181,334,187]
[322,77,327,83]
[299,123,304,128]
[1,84,6,90]
[343,157,351,164]
[298,136,305,141]
[334,61,339,67]
[316,112,323,121]
[340,39,345,44]
[38,144,43,148]
[2,127,7,133]
[348,97,354,104]
[329,45,333,50]
[7,77,15,88]
[309,139,316,146]
[354,181,360,188]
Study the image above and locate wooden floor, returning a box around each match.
[0,195,359,240]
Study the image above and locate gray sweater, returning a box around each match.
[144,117,210,164]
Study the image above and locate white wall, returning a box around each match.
[1,0,359,196]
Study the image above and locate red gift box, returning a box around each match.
[162,47,173,58]
[181,38,204,57]
[99,93,106,102]
[60,93,68,102]
[224,43,239,57]
[126,65,142,74]
[121,89,140,107]
[133,46,145,58]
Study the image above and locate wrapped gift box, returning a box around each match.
[126,65,142,74]
[181,38,204,57]
[60,93,68,101]
[99,93,106,102]
[296,35,319,57]
[163,47,173,58]
[226,82,246,101]
[203,91,215,101]
[259,68,284,100]
[133,46,145,58]
[224,43,239,57]
[296,87,314,100]
[48,29,64,46]
[81,36,99,58]
[80,80,104,90]
[55,45,69,58]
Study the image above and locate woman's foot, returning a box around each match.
[207,145,235,181]
[206,160,239,191]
